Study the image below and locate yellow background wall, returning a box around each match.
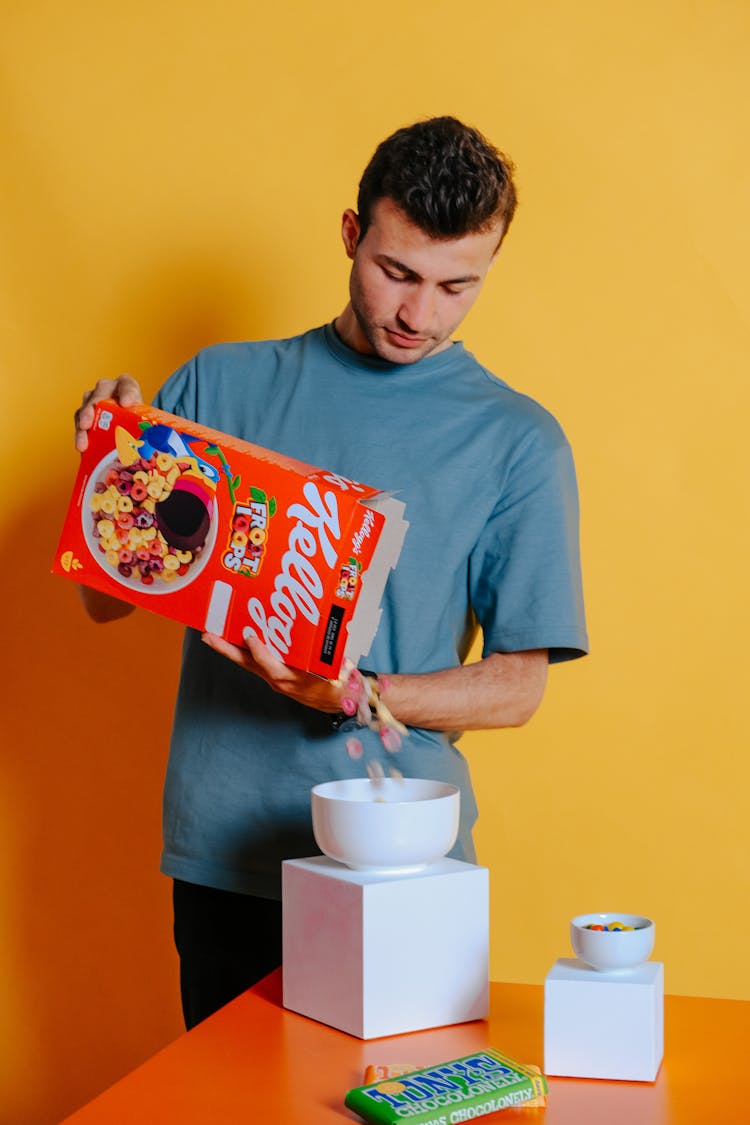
[1,2,748,1121]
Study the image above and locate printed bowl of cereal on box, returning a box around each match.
[82,423,219,594]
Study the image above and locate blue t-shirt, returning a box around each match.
[154,324,588,896]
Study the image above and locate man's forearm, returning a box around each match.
[378,650,549,731]
[200,632,548,732]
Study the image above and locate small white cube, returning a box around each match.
[544,957,664,1081]
[282,856,489,1039]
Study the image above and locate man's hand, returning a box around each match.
[74,374,143,452]
[202,632,344,713]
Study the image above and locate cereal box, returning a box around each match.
[52,400,408,678]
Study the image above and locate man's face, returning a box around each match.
[339,197,503,364]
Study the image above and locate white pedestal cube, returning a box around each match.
[544,957,664,1081]
[282,856,489,1039]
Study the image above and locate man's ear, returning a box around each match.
[341,209,361,260]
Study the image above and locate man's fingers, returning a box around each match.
[112,374,143,405]
[73,374,143,452]
[243,633,287,677]
[202,631,254,668]
[205,630,296,687]
[203,631,341,713]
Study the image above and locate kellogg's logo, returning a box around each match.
[241,481,342,661]
[222,487,277,577]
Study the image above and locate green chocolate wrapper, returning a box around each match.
[345,1047,548,1124]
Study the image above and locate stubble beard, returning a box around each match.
[349,284,439,365]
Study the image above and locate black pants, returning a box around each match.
[172,879,283,1030]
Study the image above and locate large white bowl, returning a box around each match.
[311,777,460,875]
[571,912,655,972]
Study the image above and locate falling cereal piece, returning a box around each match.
[366,759,385,781]
[356,694,372,726]
[331,662,407,738]
[366,758,387,800]
[380,727,402,754]
[345,737,364,760]
[388,768,403,781]
[346,669,363,696]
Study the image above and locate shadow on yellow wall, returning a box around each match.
[0,252,265,1121]
[0,496,183,1123]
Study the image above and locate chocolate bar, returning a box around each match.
[346,1048,548,1124]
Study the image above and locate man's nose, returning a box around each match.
[397,286,435,334]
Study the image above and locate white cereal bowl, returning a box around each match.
[571,912,655,972]
[311,778,460,875]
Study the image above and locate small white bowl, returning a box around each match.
[311,777,459,875]
[571,913,655,972]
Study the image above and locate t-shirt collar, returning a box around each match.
[322,321,464,374]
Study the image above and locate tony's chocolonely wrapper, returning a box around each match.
[345,1048,548,1124]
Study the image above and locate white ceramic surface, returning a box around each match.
[311,777,460,874]
[570,912,655,971]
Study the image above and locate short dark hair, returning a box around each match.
[357,116,517,244]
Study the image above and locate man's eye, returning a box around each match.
[383,268,409,282]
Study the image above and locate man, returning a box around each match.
[74,116,588,1029]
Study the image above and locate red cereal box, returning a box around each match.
[52,400,408,678]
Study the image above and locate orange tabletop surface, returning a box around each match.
[59,970,749,1124]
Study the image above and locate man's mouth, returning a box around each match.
[385,327,427,348]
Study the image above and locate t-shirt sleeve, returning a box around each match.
[469,427,588,664]
[151,355,200,420]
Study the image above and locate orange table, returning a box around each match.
[59,971,748,1124]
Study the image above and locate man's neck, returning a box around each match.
[333,304,368,355]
